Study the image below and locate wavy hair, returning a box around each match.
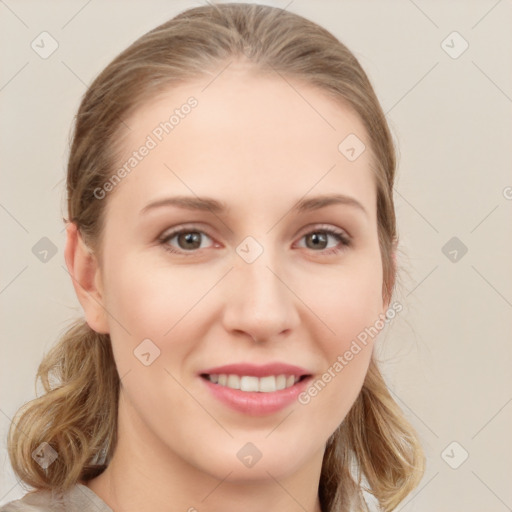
[7,3,424,510]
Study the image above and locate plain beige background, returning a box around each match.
[1,1,511,510]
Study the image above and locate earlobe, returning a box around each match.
[64,223,110,334]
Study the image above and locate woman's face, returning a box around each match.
[88,64,389,482]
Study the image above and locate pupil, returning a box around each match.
[307,232,327,249]
[180,232,201,249]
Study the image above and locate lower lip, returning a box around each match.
[200,376,312,416]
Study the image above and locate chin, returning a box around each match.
[192,437,318,483]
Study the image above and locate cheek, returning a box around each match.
[104,254,203,330]
[305,255,384,345]
[100,257,205,418]
[100,252,226,379]
[299,259,383,416]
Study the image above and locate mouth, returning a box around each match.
[200,373,310,392]
[198,362,313,415]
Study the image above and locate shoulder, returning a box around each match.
[0,484,112,512]
[0,488,64,512]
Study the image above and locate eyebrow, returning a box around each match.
[140,193,367,217]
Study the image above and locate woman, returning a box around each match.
[2,3,424,511]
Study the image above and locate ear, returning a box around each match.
[64,223,110,334]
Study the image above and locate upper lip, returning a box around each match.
[200,362,311,378]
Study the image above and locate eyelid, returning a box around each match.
[159,223,213,241]
[295,223,351,241]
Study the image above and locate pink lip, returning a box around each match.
[199,362,310,378]
[200,374,312,416]
[198,362,313,416]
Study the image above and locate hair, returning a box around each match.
[7,3,424,511]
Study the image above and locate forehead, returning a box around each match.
[108,65,377,219]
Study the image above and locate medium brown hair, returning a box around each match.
[7,4,424,510]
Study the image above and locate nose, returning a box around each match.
[221,247,301,344]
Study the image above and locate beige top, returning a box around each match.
[0,484,113,512]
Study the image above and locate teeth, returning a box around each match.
[206,374,301,392]
[240,376,259,392]
[227,374,240,389]
[276,375,287,391]
[259,376,276,392]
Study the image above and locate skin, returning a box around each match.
[65,62,393,512]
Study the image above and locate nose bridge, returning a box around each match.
[224,239,299,340]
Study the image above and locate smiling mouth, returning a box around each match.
[200,373,310,393]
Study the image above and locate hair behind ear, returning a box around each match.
[319,358,425,512]
[7,320,119,492]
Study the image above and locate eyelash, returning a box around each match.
[158,224,351,257]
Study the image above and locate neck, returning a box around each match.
[85,391,325,512]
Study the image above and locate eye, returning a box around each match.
[158,224,351,257]
[159,226,215,256]
[295,225,351,255]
